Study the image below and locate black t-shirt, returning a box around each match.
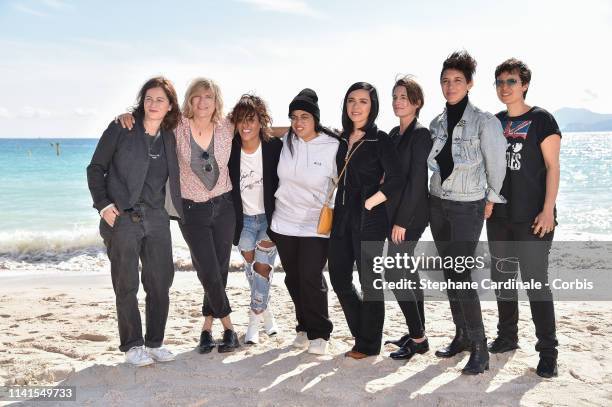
[139,132,169,209]
[491,106,561,223]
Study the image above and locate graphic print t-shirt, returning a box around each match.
[491,106,561,223]
[240,143,265,216]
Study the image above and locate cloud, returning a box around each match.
[582,88,599,102]
[19,107,53,119]
[11,3,48,17]
[41,0,71,9]
[236,0,325,18]
[0,108,10,119]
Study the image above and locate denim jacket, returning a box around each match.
[427,101,507,203]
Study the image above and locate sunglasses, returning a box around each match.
[201,151,212,172]
[495,78,519,87]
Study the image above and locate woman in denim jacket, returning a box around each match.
[427,51,507,374]
[228,94,283,345]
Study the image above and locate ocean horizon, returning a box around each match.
[0,133,610,268]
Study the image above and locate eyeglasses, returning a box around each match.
[201,151,212,172]
[494,78,519,87]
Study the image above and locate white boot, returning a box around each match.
[292,331,309,348]
[307,338,328,355]
[245,310,261,344]
[262,308,278,336]
[125,346,154,367]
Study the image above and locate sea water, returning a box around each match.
[0,133,610,264]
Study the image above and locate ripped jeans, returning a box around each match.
[238,214,277,313]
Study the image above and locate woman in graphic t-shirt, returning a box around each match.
[487,58,561,379]
[228,94,282,345]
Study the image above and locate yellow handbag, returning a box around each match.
[316,141,363,235]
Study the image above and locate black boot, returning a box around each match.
[462,339,490,375]
[536,355,558,378]
[488,336,519,354]
[218,329,240,353]
[435,328,469,358]
[198,330,216,354]
[384,333,411,348]
[390,338,429,361]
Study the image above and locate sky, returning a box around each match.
[1,0,611,138]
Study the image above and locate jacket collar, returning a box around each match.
[341,124,379,142]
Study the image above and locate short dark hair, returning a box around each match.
[441,50,477,83]
[131,76,181,131]
[495,58,532,98]
[341,82,379,133]
[228,93,273,143]
[393,75,425,118]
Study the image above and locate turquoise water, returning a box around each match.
[0,134,610,258]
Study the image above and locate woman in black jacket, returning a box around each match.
[328,82,403,359]
[228,94,282,345]
[384,76,433,361]
[87,77,182,366]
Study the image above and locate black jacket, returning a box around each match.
[86,120,183,219]
[332,125,403,238]
[385,119,432,232]
[228,137,282,245]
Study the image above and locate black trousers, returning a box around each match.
[329,218,386,355]
[385,228,426,339]
[99,205,174,352]
[271,231,333,341]
[429,196,486,343]
[486,218,558,357]
[179,193,235,319]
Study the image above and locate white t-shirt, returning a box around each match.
[271,133,339,238]
[240,143,265,216]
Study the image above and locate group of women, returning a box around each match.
[87,50,561,379]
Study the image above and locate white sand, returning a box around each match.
[0,268,610,407]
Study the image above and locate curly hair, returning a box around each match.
[441,50,477,83]
[228,94,273,142]
[131,76,181,131]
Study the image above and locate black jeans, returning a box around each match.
[179,193,235,319]
[486,218,558,357]
[329,218,386,355]
[385,228,426,339]
[270,231,333,341]
[99,205,174,352]
[429,196,486,343]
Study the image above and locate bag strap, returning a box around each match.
[323,139,364,205]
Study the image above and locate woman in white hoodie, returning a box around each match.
[269,88,339,355]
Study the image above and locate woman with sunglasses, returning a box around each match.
[487,58,561,378]
[269,88,339,355]
[228,94,282,345]
[428,51,506,374]
[87,76,182,366]
[383,76,432,361]
[116,77,240,354]
[328,82,403,359]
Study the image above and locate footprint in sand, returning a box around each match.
[0,314,10,318]
[76,333,110,342]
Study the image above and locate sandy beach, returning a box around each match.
[1,266,610,407]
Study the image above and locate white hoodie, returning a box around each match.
[271,132,339,238]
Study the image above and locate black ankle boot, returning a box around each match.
[488,336,519,354]
[435,328,469,358]
[218,329,240,353]
[198,330,216,354]
[536,355,558,378]
[390,338,430,360]
[462,339,490,375]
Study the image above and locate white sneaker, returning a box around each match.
[262,308,278,336]
[146,346,175,362]
[125,346,154,367]
[245,310,262,344]
[292,331,309,348]
[307,338,328,355]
